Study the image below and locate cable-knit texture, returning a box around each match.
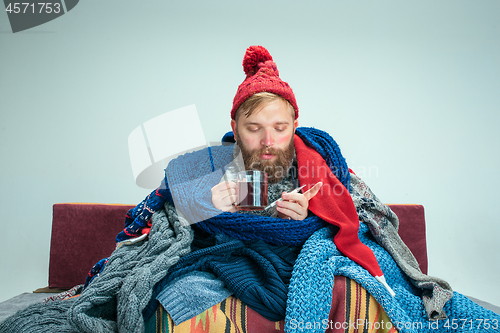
[0,203,193,333]
[0,298,76,332]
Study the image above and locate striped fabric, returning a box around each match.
[145,277,397,333]
[144,295,284,333]
[327,276,398,333]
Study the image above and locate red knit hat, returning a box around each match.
[231,45,298,119]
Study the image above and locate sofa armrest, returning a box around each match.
[388,204,428,274]
[48,203,134,289]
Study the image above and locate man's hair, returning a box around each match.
[234,92,295,122]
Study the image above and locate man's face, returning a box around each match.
[231,99,298,183]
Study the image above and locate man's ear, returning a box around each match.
[231,119,237,141]
[293,119,299,131]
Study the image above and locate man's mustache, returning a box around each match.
[256,147,280,156]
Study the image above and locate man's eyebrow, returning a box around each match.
[243,121,290,126]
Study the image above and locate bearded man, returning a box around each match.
[211,91,322,220]
[104,45,443,328]
[9,46,494,333]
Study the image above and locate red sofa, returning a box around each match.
[47,203,428,290]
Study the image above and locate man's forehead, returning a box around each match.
[240,102,294,125]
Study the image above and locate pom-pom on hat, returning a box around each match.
[231,45,298,119]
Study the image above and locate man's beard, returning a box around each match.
[235,132,295,184]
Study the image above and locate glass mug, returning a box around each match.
[235,171,268,211]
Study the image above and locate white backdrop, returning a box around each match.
[1,0,499,306]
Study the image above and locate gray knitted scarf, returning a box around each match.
[0,202,193,333]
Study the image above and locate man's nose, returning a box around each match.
[262,129,274,147]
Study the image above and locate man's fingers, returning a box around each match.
[225,189,238,205]
[303,182,323,201]
[212,181,235,196]
[277,201,307,220]
[211,181,239,212]
[281,192,306,208]
[223,181,237,191]
[220,182,238,199]
[224,187,237,196]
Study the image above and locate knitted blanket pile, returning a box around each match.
[2,127,499,333]
[142,229,299,322]
[349,172,453,320]
[0,203,193,333]
[285,174,500,333]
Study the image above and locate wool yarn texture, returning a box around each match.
[0,202,193,333]
[231,45,299,119]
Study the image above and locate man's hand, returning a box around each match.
[211,181,238,213]
[276,182,322,220]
